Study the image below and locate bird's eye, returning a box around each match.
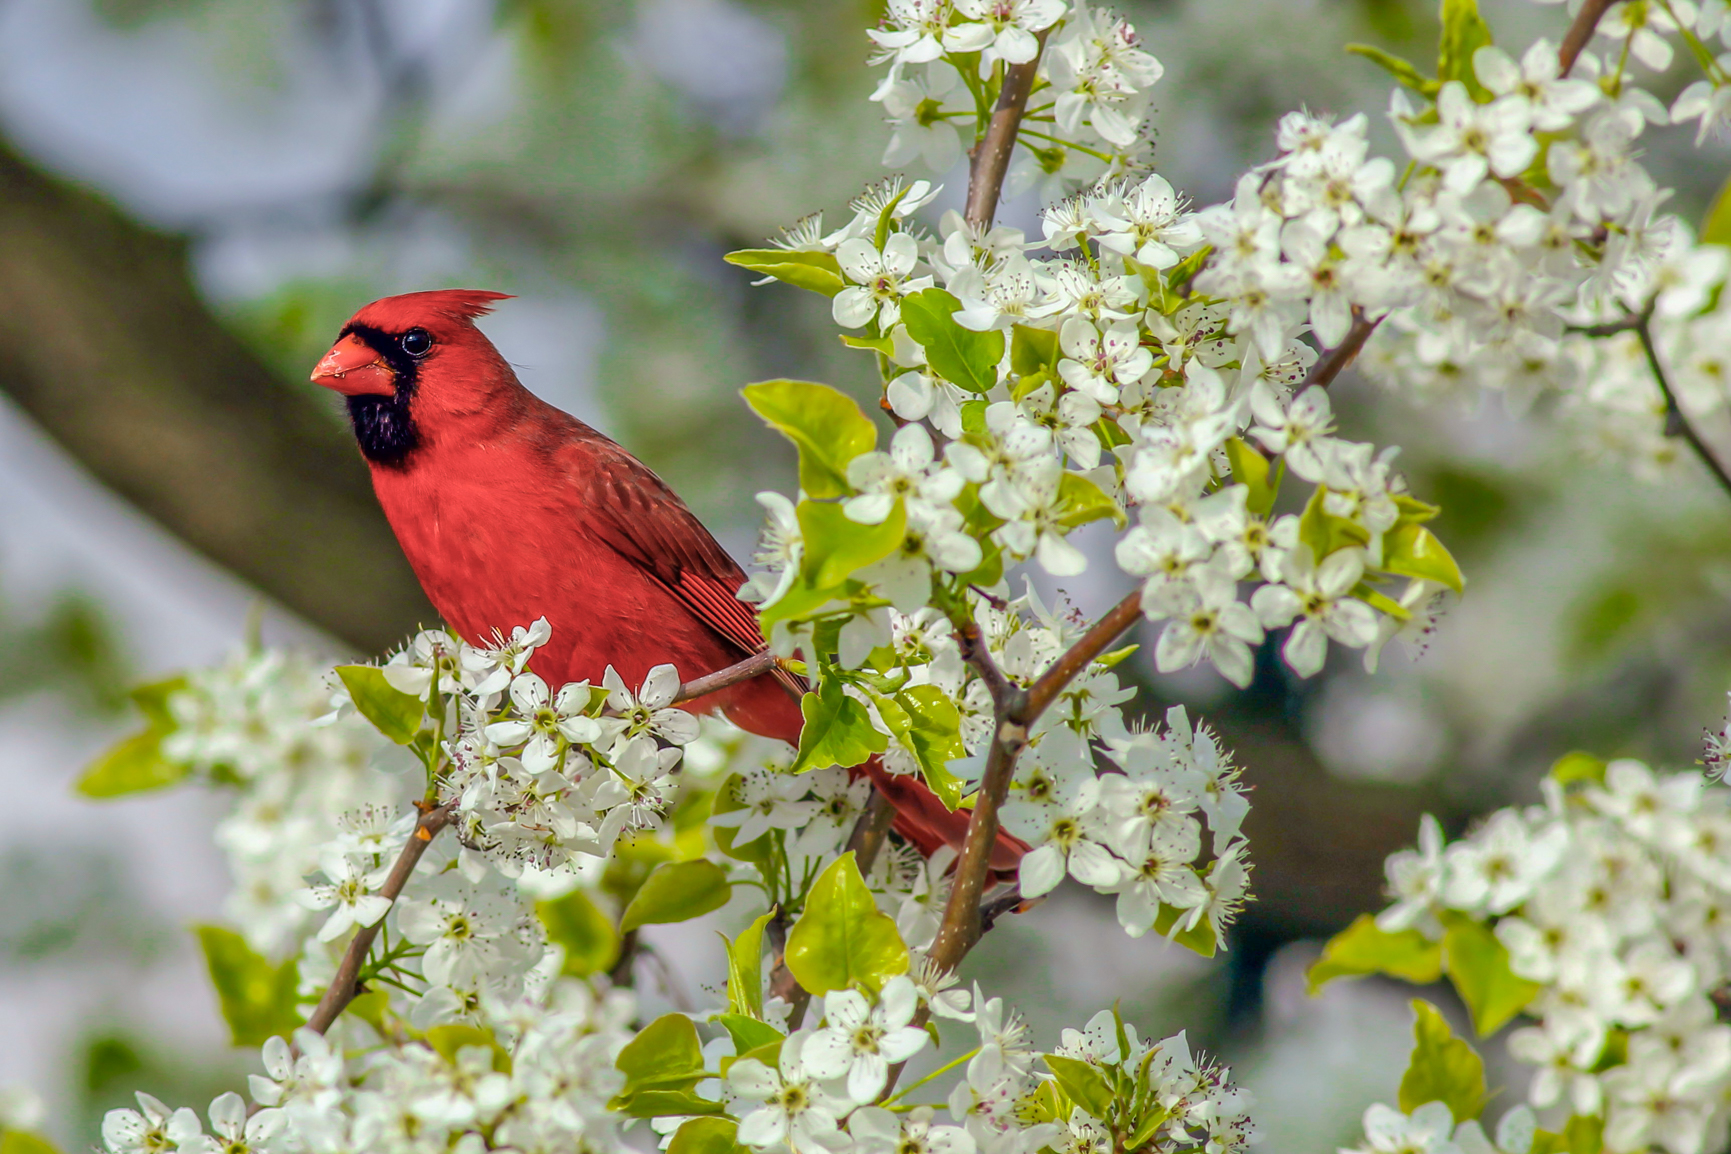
[400,328,433,357]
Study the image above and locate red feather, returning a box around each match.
[322,290,1025,873]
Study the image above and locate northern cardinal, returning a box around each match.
[312,288,1021,871]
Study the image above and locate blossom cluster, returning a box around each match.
[154,648,402,956]
[870,3,1160,198]
[1375,759,1731,1154]
[1343,1100,1540,1154]
[102,981,636,1154]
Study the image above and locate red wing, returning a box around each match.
[559,435,767,656]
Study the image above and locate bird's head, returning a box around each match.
[313,288,516,466]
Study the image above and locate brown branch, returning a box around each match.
[305,799,457,1034]
[671,650,783,705]
[1300,313,1379,390]
[964,40,1049,230]
[954,620,1013,703]
[844,789,897,873]
[928,589,1145,969]
[1633,314,1731,501]
[1022,592,1144,721]
[1559,0,1617,74]
[764,911,812,1029]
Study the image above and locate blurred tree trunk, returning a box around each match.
[0,138,434,654]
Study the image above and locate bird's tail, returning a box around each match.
[858,756,1028,875]
[715,674,1026,875]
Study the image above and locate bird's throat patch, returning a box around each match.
[340,323,421,466]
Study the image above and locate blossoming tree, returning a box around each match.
[25,0,1731,1153]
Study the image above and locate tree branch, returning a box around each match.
[1633,313,1731,501]
[1022,591,1144,721]
[1300,312,1379,390]
[928,589,1145,970]
[964,41,1049,230]
[670,650,784,705]
[305,799,456,1034]
[844,789,897,873]
[1559,0,1617,74]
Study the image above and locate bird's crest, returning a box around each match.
[349,289,514,331]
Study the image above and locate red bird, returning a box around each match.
[312,289,1021,871]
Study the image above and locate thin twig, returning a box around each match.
[1300,312,1379,390]
[1559,0,1617,74]
[305,799,457,1034]
[928,591,1144,968]
[609,929,641,987]
[964,40,1049,229]
[672,650,783,704]
[1633,313,1731,501]
[765,912,812,1029]
[1022,592,1144,721]
[844,789,898,874]
[954,620,1013,704]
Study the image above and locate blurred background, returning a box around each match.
[3,0,1730,1146]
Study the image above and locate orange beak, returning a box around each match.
[311,333,396,397]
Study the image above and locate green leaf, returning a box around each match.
[900,288,1005,394]
[1225,438,1281,517]
[1346,43,1441,95]
[727,911,775,1018]
[1703,170,1731,246]
[335,665,425,744]
[1298,487,1371,562]
[1044,1054,1116,1120]
[841,333,896,355]
[1354,582,1413,622]
[0,1134,64,1154]
[1437,0,1494,99]
[1011,324,1060,376]
[792,678,891,773]
[714,1011,785,1056]
[193,924,301,1048]
[1443,916,1541,1036]
[1307,914,1444,993]
[128,674,188,730]
[799,499,908,590]
[1394,494,1442,524]
[611,1013,721,1117]
[669,1117,746,1154]
[426,1024,511,1072]
[622,859,733,932]
[724,249,847,297]
[1549,751,1607,787]
[712,775,776,865]
[785,851,910,994]
[1058,472,1125,529]
[1398,1000,1487,1122]
[537,888,620,976]
[743,380,878,501]
[894,684,967,809]
[1381,523,1465,593]
[75,729,189,798]
[1152,902,1217,958]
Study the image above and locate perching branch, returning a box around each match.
[844,789,898,873]
[928,589,1145,970]
[671,650,784,705]
[964,40,1049,230]
[1559,0,1617,74]
[1301,311,1379,390]
[1632,313,1731,501]
[304,648,779,1035]
[305,799,457,1034]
